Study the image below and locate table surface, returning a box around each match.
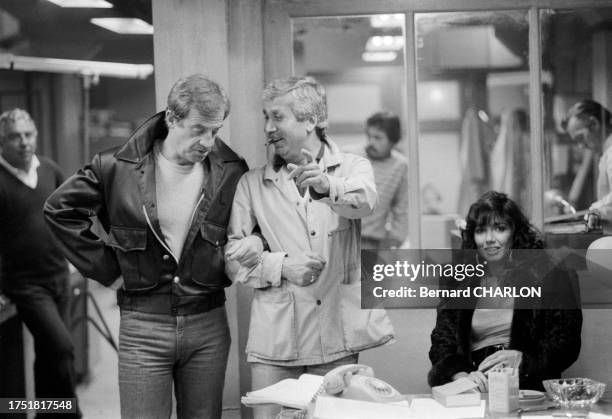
[407,391,612,417]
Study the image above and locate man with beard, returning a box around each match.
[360,111,409,249]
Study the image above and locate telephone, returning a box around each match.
[321,364,404,403]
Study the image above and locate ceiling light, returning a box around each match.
[46,0,113,8]
[370,14,404,28]
[362,51,397,62]
[90,18,153,35]
[0,53,154,80]
[365,36,404,51]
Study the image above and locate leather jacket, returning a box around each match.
[44,112,248,315]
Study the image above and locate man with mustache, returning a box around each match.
[360,111,409,249]
[0,108,81,417]
[225,76,395,419]
[44,74,261,419]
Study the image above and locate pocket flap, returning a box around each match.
[107,227,147,251]
[200,222,228,247]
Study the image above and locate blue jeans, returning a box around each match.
[250,354,359,419]
[118,306,230,419]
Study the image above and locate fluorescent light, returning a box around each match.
[0,54,154,79]
[365,35,404,51]
[370,14,404,28]
[46,0,113,8]
[90,18,153,35]
[362,51,397,62]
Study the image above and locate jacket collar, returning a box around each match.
[114,111,242,166]
[264,138,343,181]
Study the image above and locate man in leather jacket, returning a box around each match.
[44,74,260,419]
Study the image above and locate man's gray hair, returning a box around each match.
[166,74,230,124]
[262,76,328,129]
[0,108,36,139]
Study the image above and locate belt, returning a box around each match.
[117,289,225,316]
[471,343,509,368]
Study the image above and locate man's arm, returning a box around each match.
[299,152,377,219]
[43,154,120,286]
[224,176,286,288]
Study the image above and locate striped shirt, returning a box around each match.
[360,149,409,244]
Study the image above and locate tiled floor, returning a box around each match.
[76,281,241,419]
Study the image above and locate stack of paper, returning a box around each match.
[241,373,324,410]
[432,378,481,407]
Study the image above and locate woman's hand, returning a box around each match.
[478,349,522,373]
[452,371,488,392]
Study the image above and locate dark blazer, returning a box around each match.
[428,257,582,391]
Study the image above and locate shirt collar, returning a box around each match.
[272,139,328,172]
[0,154,40,188]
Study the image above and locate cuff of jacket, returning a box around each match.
[262,251,286,287]
[428,354,474,387]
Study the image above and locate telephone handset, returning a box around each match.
[322,364,404,403]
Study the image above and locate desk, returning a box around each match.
[293,393,612,418]
[406,393,612,418]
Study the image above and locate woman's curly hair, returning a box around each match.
[461,191,545,250]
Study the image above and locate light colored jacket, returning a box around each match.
[226,140,395,364]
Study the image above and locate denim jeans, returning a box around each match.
[250,354,359,419]
[4,276,80,418]
[118,306,230,419]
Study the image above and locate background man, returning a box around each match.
[0,108,80,417]
[225,76,395,419]
[563,99,612,225]
[360,111,409,249]
[45,74,257,419]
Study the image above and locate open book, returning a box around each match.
[241,373,324,410]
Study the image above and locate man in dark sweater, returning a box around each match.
[0,108,80,417]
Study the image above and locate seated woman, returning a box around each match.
[428,191,582,391]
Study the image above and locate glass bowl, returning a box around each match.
[542,378,606,409]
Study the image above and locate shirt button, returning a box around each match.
[173,276,180,284]
[310,231,316,236]
[316,300,321,305]
[162,254,170,261]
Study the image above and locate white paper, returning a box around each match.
[313,396,412,419]
[433,377,479,396]
[409,398,486,419]
[241,373,324,410]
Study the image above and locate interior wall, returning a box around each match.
[52,74,84,175]
[90,78,156,126]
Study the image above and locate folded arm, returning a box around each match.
[43,154,120,286]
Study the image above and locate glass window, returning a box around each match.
[541,8,612,221]
[415,11,530,248]
[292,15,410,248]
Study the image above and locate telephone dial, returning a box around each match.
[321,364,404,403]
